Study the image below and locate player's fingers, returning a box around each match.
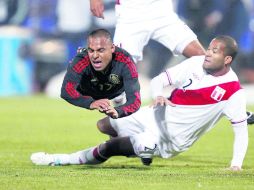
[97,5,104,18]
[160,102,165,106]
[165,99,176,107]
[151,100,162,107]
[91,9,99,17]
[106,111,118,119]
[229,166,242,171]
[97,11,104,19]
[99,105,109,111]
[100,99,111,106]
[111,114,118,119]
[96,99,110,108]
[91,7,104,18]
[99,109,104,113]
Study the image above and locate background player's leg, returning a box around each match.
[182,40,205,57]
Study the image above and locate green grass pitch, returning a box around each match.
[0,96,253,190]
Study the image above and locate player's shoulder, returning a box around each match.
[189,55,205,62]
[76,47,87,55]
[68,47,90,71]
[226,68,240,81]
[113,46,135,64]
[180,55,205,68]
[114,46,131,57]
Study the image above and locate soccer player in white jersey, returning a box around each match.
[89,0,254,124]
[31,36,248,171]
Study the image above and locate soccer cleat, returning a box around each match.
[139,144,157,166]
[30,152,58,166]
[141,157,153,166]
[247,112,254,125]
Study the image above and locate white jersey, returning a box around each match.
[153,55,247,157]
[110,56,248,167]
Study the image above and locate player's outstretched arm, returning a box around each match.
[229,125,248,171]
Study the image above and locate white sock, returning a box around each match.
[52,146,106,165]
[51,154,70,165]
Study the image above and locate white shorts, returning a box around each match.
[114,14,197,62]
[109,106,161,156]
[109,105,189,158]
[110,106,156,136]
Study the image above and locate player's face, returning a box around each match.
[87,36,115,72]
[203,39,231,76]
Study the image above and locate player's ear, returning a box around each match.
[111,44,116,53]
[224,55,232,66]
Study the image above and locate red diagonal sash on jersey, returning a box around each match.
[170,81,241,105]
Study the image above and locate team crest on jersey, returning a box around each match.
[109,74,120,84]
[211,86,226,101]
[91,77,99,85]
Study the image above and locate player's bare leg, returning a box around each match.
[182,40,205,58]
[97,117,118,137]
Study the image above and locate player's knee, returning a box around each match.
[97,119,106,134]
[97,117,117,137]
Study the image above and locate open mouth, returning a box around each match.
[92,61,102,69]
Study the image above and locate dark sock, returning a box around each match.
[98,137,135,158]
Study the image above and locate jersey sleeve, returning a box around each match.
[166,56,202,87]
[150,72,172,98]
[60,53,94,109]
[223,89,248,168]
[114,61,141,118]
[223,89,248,125]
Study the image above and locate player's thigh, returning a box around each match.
[109,106,157,137]
[114,23,150,62]
[152,21,197,56]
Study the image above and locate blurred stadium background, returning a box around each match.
[0,0,253,104]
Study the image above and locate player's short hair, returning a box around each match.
[214,35,238,60]
[88,28,113,43]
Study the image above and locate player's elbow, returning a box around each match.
[60,85,70,102]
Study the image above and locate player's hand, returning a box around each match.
[228,166,242,172]
[90,99,111,111]
[104,107,119,119]
[90,0,104,19]
[150,96,175,107]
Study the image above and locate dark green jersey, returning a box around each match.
[61,46,141,118]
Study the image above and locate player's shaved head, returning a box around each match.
[88,29,113,43]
